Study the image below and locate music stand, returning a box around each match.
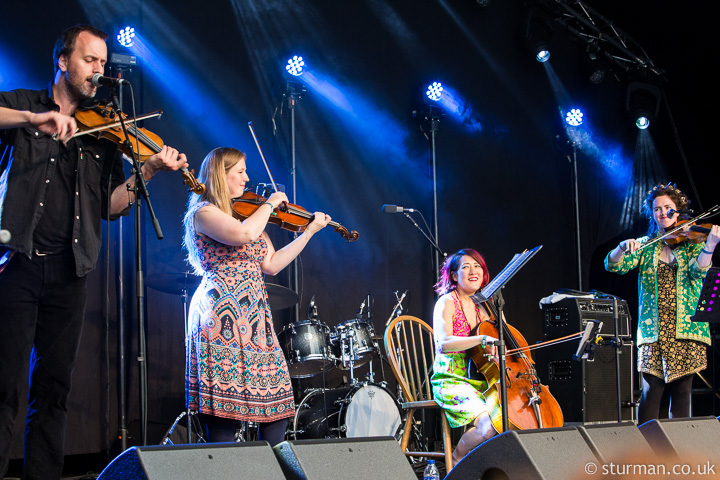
[471,245,543,433]
[692,267,720,323]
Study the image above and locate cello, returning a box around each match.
[469,303,564,433]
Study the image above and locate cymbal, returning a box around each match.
[146,272,201,295]
[146,274,297,310]
[266,283,299,311]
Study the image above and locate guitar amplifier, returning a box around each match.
[542,297,632,340]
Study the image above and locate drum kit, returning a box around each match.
[277,296,403,440]
[149,274,405,443]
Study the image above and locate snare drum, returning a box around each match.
[277,320,334,378]
[292,383,401,439]
[330,319,378,368]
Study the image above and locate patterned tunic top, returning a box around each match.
[430,294,489,428]
[185,202,294,422]
[604,238,711,346]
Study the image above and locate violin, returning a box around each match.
[73,101,205,194]
[469,306,564,433]
[662,220,714,246]
[629,204,720,254]
[232,189,359,242]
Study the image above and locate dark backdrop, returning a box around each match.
[1,0,717,459]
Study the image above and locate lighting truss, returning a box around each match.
[538,0,665,80]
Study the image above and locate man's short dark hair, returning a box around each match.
[52,25,108,74]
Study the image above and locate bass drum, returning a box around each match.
[292,383,401,440]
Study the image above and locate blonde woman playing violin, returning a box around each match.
[606,183,719,424]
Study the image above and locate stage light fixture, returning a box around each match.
[426,82,443,102]
[285,56,305,77]
[635,116,650,130]
[525,7,553,63]
[626,81,661,130]
[117,27,136,48]
[585,43,608,84]
[565,108,583,127]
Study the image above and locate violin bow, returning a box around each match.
[629,204,720,255]
[247,122,280,193]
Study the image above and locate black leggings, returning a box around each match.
[200,414,288,446]
[638,373,693,424]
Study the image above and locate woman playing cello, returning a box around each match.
[431,248,499,463]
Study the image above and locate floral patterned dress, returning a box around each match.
[430,295,489,428]
[638,259,707,382]
[185,204,294,422]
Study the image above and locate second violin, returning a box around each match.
[232,189,359,243]
[73,101,205,194]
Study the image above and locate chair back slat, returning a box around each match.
[384,315,435,403]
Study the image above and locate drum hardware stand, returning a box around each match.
[161,409,205,445]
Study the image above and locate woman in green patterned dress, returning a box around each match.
[605,183,719,423]
[431,248,499,463]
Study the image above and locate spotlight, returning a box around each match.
[117,27,136,48]
[525,7,553,63]
[626,81,661,130]
[565,108,583,127]
[535,49,551,63]
[285,56,305,77]
[635,116,650,130]
[426,82,443,102]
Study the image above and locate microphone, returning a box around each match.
[0,229,10,244]
[666,208,677,219]
[356,298,366,318]
[382,204,415,214]
[91,73,129,87]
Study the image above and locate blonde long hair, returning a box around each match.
[183,147,246,273]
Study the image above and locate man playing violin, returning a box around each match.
[0,25,188,479]
[431,249,499,463]
[606,183,719,424]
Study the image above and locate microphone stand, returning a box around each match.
[111,88,163,446]
[400,211,446,272]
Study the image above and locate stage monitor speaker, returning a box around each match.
[97,441,284,479]
[445,427,598,480]
[639,417,720,463]
[534,340,635,423]
[273,436,416,480]
[542,297,632,339]
[577,421,654,463]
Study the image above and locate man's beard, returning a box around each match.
[63,70,96,103]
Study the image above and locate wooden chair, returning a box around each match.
[384,315,453,471]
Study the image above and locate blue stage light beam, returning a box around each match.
[426,83,483,134]
[124,33,248,149]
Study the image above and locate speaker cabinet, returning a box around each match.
[639,417,720,462]
[534,340,635,423]
[97,442,284,479]
[542,297,632,339]
[273,437,416,480]
[445,427,598,480]
[577,421,654,463]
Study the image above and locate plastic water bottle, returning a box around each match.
[424,459,440,480]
